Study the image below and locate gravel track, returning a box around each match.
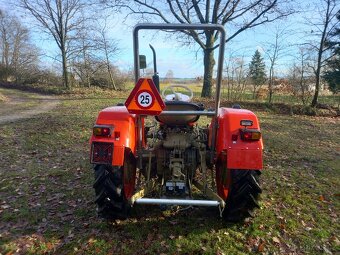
[0,93,60,125]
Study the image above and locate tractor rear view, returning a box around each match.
[90,24,263,221]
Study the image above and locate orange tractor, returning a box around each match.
[90,24,263,221]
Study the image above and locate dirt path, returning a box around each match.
[0,90,60,125]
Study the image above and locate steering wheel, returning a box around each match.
[162,85,193,102]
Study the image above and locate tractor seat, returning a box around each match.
[155,101,204,126]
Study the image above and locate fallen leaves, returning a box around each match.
[272,236,280,244]
[257,240,266,252]
[2,234,60,255]
[169,234,176,240]
[1,203,10,210]
[0,91,339,255]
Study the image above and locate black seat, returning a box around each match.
[155,101,204,126]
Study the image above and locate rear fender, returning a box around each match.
[211,107,263,170]
[90,106,137,166]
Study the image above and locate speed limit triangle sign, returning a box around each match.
[125,78,165,115]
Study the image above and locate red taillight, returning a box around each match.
[93,125,113,137]
[240,129,261,141]
[243,132,252,140]
[101,128,110,136]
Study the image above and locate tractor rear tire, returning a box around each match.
[93,164,130,219]
[223,170,262,222]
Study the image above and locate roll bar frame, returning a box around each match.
[133,23,226,159]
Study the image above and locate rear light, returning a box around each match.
[93,125,113,137]
[91,142,113,164]
[240,129,261,141]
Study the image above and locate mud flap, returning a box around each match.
[123,149,137,199]
[215,152,231,201]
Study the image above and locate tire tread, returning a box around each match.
[93,165,129,219]
[223,170,262,222]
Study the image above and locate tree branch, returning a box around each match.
[192,0,205,23]
[216,0,232,20]
[221,0,241,25]
[133,0,170,23]
[205,0,210,23]
[213,0,294,50]
[211,0,221,23]
[166,0,185,23]
[175,0,191,23]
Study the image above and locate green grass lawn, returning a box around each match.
[0,89,339,254]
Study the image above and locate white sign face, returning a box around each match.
[136,91,153,108]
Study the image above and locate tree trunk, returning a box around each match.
[311,0,331,107]
[105,48,117,90]
[4,41,9,67]
[268,65,274,103]
[86,70,91,88]
[226,66,230,101]
[82,39,91,88]
[231,68,235,100]
[108,65,117,90]
[311,68,320,107]
[300,59,306,105]
[61,46,69,89]
[201,47,215,98]
[57,0,69,89]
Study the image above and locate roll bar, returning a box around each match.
[133,23,226,159]
[133,23,225,113]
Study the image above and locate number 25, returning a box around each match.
[140,95,150,104]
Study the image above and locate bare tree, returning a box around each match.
[106,0,294,97]
[69,13,120,89]
[19,0,88,89]
[78,33,93,88]
[165,69,174,82]
[233,57,248,101]
[71,12,98,88]
[224,54,248,101]
[305,0,339,107]
[0,9,39,82]
[223,54,233,100]
[96,21,120,90]
[264,25,291,103]
[289,47,314,105]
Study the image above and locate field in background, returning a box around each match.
[0,88,339,254]
[1,80,339,112]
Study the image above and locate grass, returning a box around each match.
[0,88,339,254]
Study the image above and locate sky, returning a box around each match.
[109,12,308,78]
[0,0,327,79]
[90,11,308,79]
